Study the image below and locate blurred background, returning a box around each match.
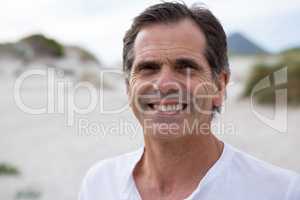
[0,0,300,199]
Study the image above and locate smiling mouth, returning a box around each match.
[147,103,187,113]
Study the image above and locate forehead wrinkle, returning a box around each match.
[136,43,204,55]
[136,44,204,57]
[134,45,207,67]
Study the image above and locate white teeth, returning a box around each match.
[153,104,184,112]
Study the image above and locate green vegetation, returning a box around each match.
[15,189,41,200]
[0,43,25,59]
[280,47,300,64]
[0,34,102,65]
[79,49,97,62]
[0,163,20,176]
[280,47,300,56]
[20,34,65,57]
[243,48,300,105]
[0,43,15,54]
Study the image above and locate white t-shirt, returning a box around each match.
[79,143,300,200]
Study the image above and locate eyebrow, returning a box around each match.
[134,60,162,71]
[134,57,203,72]
[175,58,203,71]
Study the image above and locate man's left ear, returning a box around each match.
[213,71,230,107]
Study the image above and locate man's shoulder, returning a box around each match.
[83,147,143,184]
[229,145,298,179]
[79,148,143,199]
[227,144,300,199]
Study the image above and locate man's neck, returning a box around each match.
[133,132,224,199]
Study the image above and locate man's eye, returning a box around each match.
[178,64,197,70]
[138,65,159,72]
[181,64,192,68]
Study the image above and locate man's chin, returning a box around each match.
[144,129,184,140]
[142,121,184,139]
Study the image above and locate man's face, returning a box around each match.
[127,19,225,139]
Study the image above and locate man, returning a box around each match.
[80,2,300,200]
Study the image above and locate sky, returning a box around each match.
[1,0,300,65]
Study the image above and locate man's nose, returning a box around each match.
[155,66,180,94]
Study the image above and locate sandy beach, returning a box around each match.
[0,58,299,200]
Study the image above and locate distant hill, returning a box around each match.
[227,32,269,56]
[0,33,105,82]
[0,34,99,64]
[20,34,65,58]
